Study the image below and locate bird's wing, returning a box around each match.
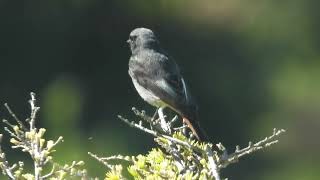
[158,53,190,104]
[130,56,189,106]
[155,74,189,104]
[129,49,193,106]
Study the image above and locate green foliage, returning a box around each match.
[104,143,212,179]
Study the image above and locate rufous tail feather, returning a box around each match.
[182,117,207,141]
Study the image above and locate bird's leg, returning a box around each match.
[151,108,159,121]
[149,108,159,130]
[158,107,171,134]
[182,119,189,137]
[158,107,166,122]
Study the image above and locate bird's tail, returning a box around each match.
[182,117,208,141]
[172,99,208,141]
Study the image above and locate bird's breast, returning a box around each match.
[131,78,166,107]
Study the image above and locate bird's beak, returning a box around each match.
[126,39,131,43]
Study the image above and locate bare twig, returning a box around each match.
[88,152,114,170]
[219,128,286,169]
[4,104,27,131]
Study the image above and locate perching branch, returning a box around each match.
[91,107,285,179]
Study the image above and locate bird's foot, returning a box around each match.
[158,107,171,134]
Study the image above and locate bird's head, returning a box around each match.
[127,28,159,54]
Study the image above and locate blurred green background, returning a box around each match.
[0,0,319,179]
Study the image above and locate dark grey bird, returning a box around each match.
[127,27,207,141]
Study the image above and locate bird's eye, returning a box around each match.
[130,35,137,40]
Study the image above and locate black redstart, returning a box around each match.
[127,27,207,141]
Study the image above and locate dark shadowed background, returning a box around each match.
[0,0,319,179]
